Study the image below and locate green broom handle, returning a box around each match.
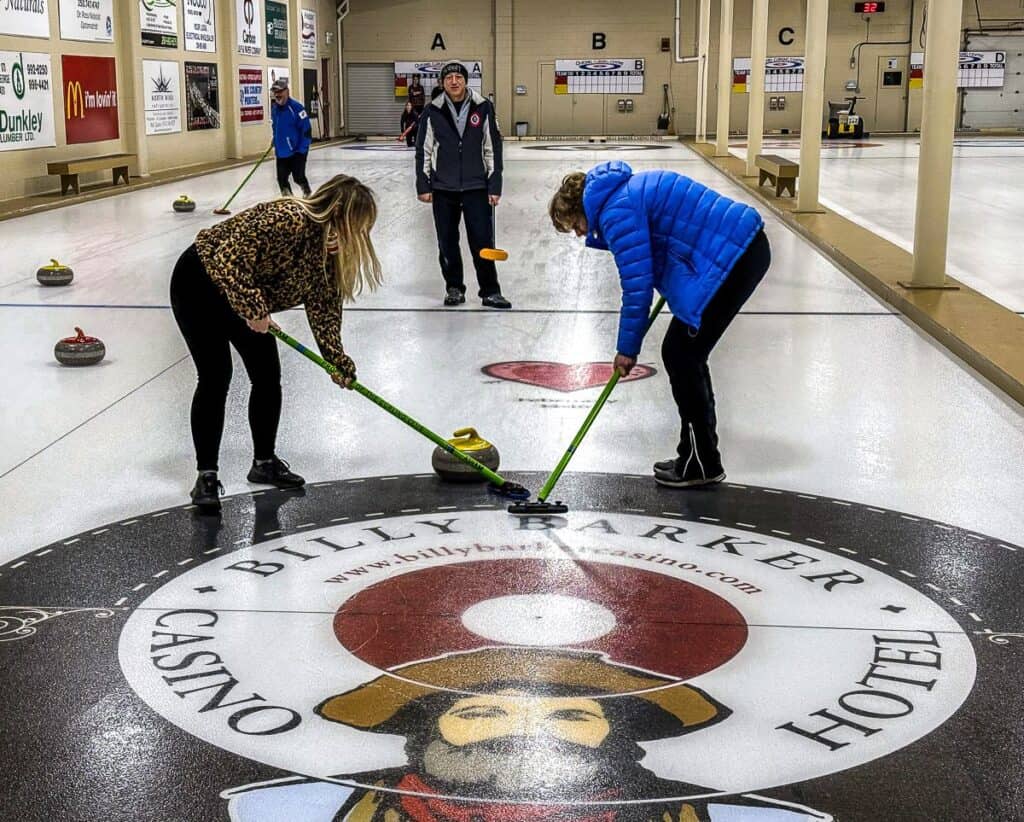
[269,327,510,487]
[218,142,274,211]
[537,296,667,502]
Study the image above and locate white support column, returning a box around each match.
[290,0,303,106]
[218,0,243,158]
[796,0,828,212]
[696,0,711,141]
[714,0,734,156]
[904,1,965,288]
[119,0,149,175]
[745,0,769,177]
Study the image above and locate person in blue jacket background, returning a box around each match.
[270,77,313,197]
[549,161,771,488]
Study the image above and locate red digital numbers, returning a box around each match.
[854,1,885,12]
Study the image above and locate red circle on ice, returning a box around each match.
[334,558,747,682]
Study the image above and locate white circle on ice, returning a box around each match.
[460,594,618,646]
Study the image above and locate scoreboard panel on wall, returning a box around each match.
[909,52,1006,89]
[553,59,645,94]
[394,60,483,97]
[732,57,806,93]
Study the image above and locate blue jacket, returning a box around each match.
[271,97,312,158]
[583,161,764,357]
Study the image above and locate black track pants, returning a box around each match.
[431,189,501,298]
[170,245,282,472]
[660,229,771,465]
[276,152,310,193]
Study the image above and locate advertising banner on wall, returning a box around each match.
[300,8,315,60]
[58,0,113,42]
[0,51,56,151]
[394,60,482,97]
[265,0,286,59]
[235,0,260,55]
[238,64,263,123]
[139,0,177,47]
[183,0,215,52]
[1,0,50,38]
[184,60,218,129]
[62,54,118,143]
[266,63,288,94]
[142,59,180,134]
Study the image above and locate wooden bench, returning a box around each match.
[755,154,799,198]
[46,154,136,196]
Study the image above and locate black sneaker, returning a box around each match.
[190,471,224,513]
[444,287,466,306]
[654,460,725,489]
[247,456,306,489]
[482,293,512,309]
[653,457,677,473]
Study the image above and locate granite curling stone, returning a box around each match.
[432,427,500,483]
[36,258,74,286]
[173,195,196,212]
[54,327,106,366]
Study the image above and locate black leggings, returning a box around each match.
[661,229,771,465]
[170,245,281,472]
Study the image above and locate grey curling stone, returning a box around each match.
[173,195,196,212]
[37,258,74,286]
[54,327,106,366]
[432,427,500,483]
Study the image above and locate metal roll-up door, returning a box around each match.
[345,63,400,135]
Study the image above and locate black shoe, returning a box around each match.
[279,185,293,197]
[247,456,305,489]
[444,287,466,306]
[653,457,677,473]
[482,293,512,309]
[654,459,725,488]
[190,471,224,513]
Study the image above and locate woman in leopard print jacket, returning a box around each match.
[170,174,382,513]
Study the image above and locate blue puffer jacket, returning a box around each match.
[583,161,764,357]
[271,97,312,158]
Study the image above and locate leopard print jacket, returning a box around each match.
[195,199,351,374]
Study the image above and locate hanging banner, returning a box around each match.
[300,7,315,60]
[731,57,805,94]
[239,64,263,123]
[143,59,180,134]
[58,0,113,41]
[1,0,50,38]
[183,0,215,52]
[910,52,1006,89]
[393,60,483,97]
[0,51,56,151]
[62,54,118,143]
[235,0,260,55]
[184,60,219,129]
[139,0,177,47]
[265,0,286,59]
[553,59,644,94]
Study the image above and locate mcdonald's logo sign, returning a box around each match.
[66,81,85,119]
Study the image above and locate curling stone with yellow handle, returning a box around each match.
[432,427,500,483]
[36,258,74,286]
[173,194,197,213]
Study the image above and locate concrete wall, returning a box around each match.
[0,0,336,200]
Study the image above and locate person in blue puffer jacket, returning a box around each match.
[549,160,771,488]
[270,77,313,197]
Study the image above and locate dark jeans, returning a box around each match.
[170,245,282,472]
[661,229,771,467]
[276,152,309,193]
[431,188,500,298]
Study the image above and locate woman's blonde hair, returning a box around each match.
[294,174,383,302]
[549,172,587,233]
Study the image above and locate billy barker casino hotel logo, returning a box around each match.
[1,473,1020,820]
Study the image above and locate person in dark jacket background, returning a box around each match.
[415,61,511,309]
[400,101,418,147]
[549,161,771,488]
[407,73,426,115]
[270,77,313,197]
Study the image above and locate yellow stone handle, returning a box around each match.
[452,427,479,440]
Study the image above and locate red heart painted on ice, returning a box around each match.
[481,361,657,393]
